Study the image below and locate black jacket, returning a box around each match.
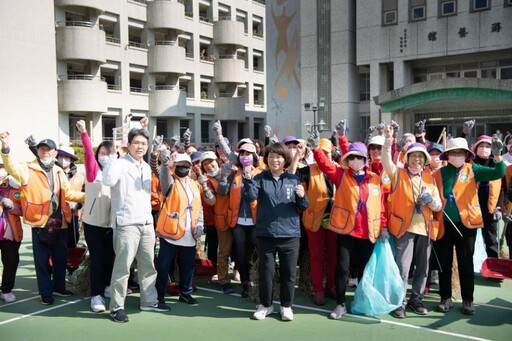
[243,170,308,238]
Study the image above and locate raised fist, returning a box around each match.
[212,120,222,136]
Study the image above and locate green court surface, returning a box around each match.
[1,233,511,341]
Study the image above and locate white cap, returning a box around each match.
[174,153,192,165]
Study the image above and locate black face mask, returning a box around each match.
[175,165,190,178]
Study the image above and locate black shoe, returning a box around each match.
[179,294,198,305]
[221,283,234,294]
[40,296,54,305]
[241,282,251,298]
[140,302,170,312]
[53,289,73,297]
[437,298,453,312]
[110,309,129,323]
[407,300,428,315]
[461,300,475,315]
[391,305,406,319]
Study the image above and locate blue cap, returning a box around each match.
[427,142,443,153]
[191,151,203,163]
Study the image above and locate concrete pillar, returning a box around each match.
[369,62,382,127]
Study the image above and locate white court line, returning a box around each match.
[0,298,86,327]
[197,286,491,341]
[0,295,39,308]
[476,302,512,311]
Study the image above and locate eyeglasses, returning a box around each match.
[347,155,365,161]
[369,145,382,150]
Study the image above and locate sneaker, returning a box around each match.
[437,298,453,312]
[241,282,251,298]
[110,308,129,323]
[461,300,475,315]
[53,289,73,297]
[430,270,439,285]
[280,306,294,321]
[313,292,326,306]
[104,286,111,298]
[391,305,406,319]
[221,283,234,294]
[140,302,170,312]
[0,292,16,303]
[407,300,428,315]
[91,295,106,313]
[252,304,274,320]
[348,277,358,287]
[210,274,219,284]
[40,296,54,305]
[179,294,198,305]
[233,270,240,281]
[329,304,347,320]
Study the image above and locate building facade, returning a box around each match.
[1,0,267,152]
[296,0,512,142]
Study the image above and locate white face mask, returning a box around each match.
[430,155,441,166]
[476,146,491,159]
[348,158,365,172]
[40,158,54,167]
[207,169,219,177]
[58,157,71,169]
[448,155,466,168]
[98,156,110,168]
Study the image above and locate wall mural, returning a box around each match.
[266,0,301,138]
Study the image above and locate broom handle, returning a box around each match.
[437,128,446,144]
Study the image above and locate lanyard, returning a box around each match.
[408,170,423,214]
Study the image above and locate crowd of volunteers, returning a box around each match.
[0,116,510,323]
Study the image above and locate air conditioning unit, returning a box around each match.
[384,10,397,25]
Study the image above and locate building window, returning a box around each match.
[410,0,426,21]
[439,0,457,16]
[382,0,398,25]
[506,0,512,7]
[471,0,490,11]
[360,116,370,141]
[359,67,370,101]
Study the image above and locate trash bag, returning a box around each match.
[351,238,404,316]
[473,228,487,273]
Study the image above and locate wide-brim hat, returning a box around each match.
[341,142,368,166]
[440,137,475,161]
[367,135,385,147]
[57,146,78,161]
[473,135,492,152]
[427,142,444,154]
[319,138,333,153]
[237,138,253,149]
[281,135,299,145]
[37,139,57,150]
[174,153,192,165]
[200,151,217,163]
[404,143,431,166]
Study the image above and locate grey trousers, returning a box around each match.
[394,232,431,302]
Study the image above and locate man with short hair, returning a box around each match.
[102,117,170,323]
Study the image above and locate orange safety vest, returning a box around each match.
[302,164,333,232]
[20,164,72,227]
[0,186,23,241]
[67,172,85,217]
[434,163,483,239]
[156,179,202,240]
[210,177,230,231]
[227,168,259,228]
[485,178,501,213]
[151,173,163,212]
[201,179,215,226]
[327,170,382,243]
[504,165,512,216]
[387,168,439,240]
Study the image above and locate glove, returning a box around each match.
[418,187,433,206]
[1,198,13,210]
[397,136,407,151]
[269,134,279,145]
[368,125,376,135]
[308,129,320,148]
[212,120,222,136]
[193,225,204,240]
[169,135,180,149]
[335,120,346,136]
[152,135,163,149]
[160,148,171,165]
[183,128,192,145]
[24,134,37,147]
[391,120,400,135]
[380,229,390,241]
[491,134,503,156]
[462,119,475,135]
[376,123,385,136]
[493,208,502,222]
[414,119,426,134]
[264,124,271,137]
[198,174,208,184]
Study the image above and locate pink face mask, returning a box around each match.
[239,155,253,167]
[348,159,365,172]
[477,146,491,159]
[448,155,466,168]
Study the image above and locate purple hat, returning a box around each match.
[281,135,299,145]
[405,143,431,165]
[341,142,368,166]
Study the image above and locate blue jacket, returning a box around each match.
[243,170,308,238]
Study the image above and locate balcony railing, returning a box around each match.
[218,54,244,60]
[56,21,104,30]
[107,84,122,91]
[216,15,245,23]
[128,41,148,49]
[217,93,241,98]
[59,74,106,81]
[130,87,149,93]
[106,35,120,44]
[253,66,264,72]
[199,16,211,23]
[148,40,185,47]
[150,85,186,91]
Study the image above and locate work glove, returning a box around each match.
[368,125,376,135]
[160,148,171,165]
[264,124,271,137]
[152,135,163,150]
[335,120,346,136]
[198,174,208,185]
[308,129,320,149]
[380,229,390,241]
[376,123,385,136]
[193,225,204,240]
[397,136,407,151]
[391,120,400,136]
[418,187,433,206]
[169,135,180,149]
[212,120,222,136]
[24,134,37,147]
[182,128,192,147]
[462,119,475,135]
[414,119,426,134]
[493,208,502,222]
[491,134,503,157]
[269,134,279,145]
[1,198,13,210]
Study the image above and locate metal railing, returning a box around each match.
[216,15,245,23]
[130,87,149,93]
[150,85,186,91]
[217,93,240,98]
[56,21,104,30]
[218,54,244,60]
[253,30,264,38]
[107,84,122,91]
[128,41,148,49]
[185,52,194,59]
[253,66,264,72]
[199,16,211,23]
[59,74,106,81]
[106,35,120,44]
[148,40,185,47]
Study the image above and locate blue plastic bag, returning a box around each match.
[351,238,404,316]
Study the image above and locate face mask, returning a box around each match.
[58,157,71,169]
[290,148,297,158]
[430,155,441,166]
[476,146,491,159]
[239,155,253,167]
[348,159,365,172]
[207,169,219,177]
[175,165,190,178]
[98,156,110,168]
[448,155,466,168]
[40,158,54,167]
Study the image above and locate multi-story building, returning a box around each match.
[1,0,267,153]
[267,0,512,142]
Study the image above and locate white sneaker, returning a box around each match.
[280,306,294,321]
[104,286,111,298]
[1,292,16,303]
[91,295,106,313]
[252,304,274,320]
[348,278,358,287]
[329,304,347,320]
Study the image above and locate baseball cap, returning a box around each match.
[37,139,57,150]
